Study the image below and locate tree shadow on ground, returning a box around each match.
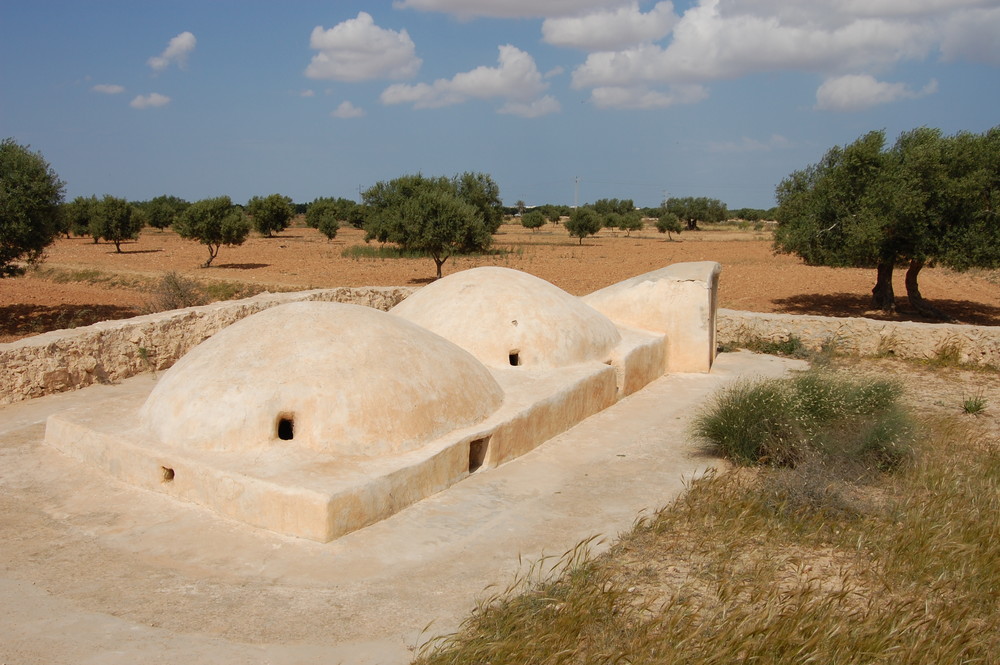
[772,293,1000,326]
[0,303,141,341]
[214,263,269,270]
[408,276,437,285]
[117,249,163,255]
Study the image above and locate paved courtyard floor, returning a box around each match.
[0,351,802,665]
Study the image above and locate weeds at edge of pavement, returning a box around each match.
[721,331,999,373]
[413,361,1000,665]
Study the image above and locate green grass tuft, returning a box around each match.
[691,368,913,470]
[962,391,987,415]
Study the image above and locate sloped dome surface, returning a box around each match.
[138,302,503,457]
[390,267,621,368]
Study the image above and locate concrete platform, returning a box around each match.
[0,351,803,665]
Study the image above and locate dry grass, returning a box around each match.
[414,359,1000,665]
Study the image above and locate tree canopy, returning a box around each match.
[306,198,341,240]
[91,195,141,252]
[565,207,602,244]
[63,195,97,238]
[774,126,1000,318]
[140,195,189,230]
[246,193,294,237]
[0,138,65,277]
[175,196,251,267]
[664,196,728,230]
[520,209,545,232]
[362,173,496,278]
[655,211,682,240]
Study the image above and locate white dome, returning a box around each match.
[391,267,621,368]
[138,302,504,457]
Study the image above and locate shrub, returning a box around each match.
[692,369,913,470]
[146,271,206,311]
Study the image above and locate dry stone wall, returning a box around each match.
[0,287,415,405]
[3,295,998,405]
[718,309,1000,368]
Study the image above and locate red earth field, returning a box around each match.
[2,220,999,344]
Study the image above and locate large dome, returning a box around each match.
[390,267,621,368]
[138,302,504,458]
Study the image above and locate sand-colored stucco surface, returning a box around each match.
[0,351,802,664]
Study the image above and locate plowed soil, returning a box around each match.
[3,221,1000,343]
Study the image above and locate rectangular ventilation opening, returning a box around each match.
[468,437,490,474]
[509,351,520,366]
[277,415,295,440]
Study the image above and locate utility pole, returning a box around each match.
[574,176,580,209]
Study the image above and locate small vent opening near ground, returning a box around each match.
[469,437,489,473]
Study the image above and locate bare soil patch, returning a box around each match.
[3,221,999,343]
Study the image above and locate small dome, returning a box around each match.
[138,302,503,457]
[390,267,621,368]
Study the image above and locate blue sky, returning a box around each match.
[2,0,998,209]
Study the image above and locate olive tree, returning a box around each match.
[91,195,141,252]
[142,195,189,230]
[655,211,682,240]
[664,196,728,231]
[306,199,341,240]
[618,212,644,237]
[565,207,602,244]
[175,196,251,267]
[63,195,98,238]
[774,126,1000,318]
[362,173,494,279]
[0,138,65,276]
[246,193,294,237]
[520,209,545,232]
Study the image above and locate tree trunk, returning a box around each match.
[871,262,895,312]
[203,244,219,268]
[905,259,952,320]
[434,256,445,279]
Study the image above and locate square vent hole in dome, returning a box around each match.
[509,350,521,366]
[468,437,490,473]
[276,414,295,441]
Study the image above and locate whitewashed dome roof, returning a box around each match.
[391,267,621,368]
[138,301,503,457]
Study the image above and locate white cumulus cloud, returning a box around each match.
[566,0,994,110]
[815,74,938,111]
[305,12,421,81]
[940,6,1000,65]
[589,83,708,109]
[331,101,366,118]
[393,0,630,19]
[380,44,558,117]
[130,93,171,109]
[148,31,196,72]
[92,83,124,94]
[542,1,678,50]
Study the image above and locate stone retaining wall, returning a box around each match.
[3,294,997,405]
[0,287,415,405]
[717,309,1000,368]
